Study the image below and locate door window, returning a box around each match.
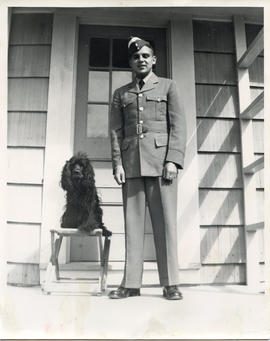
[87,37,132,140]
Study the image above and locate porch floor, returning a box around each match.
[1,284,269,339]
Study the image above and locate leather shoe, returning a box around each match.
[108,286,140,299]
[163,285,183,300]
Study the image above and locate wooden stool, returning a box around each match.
[42,228,111,295]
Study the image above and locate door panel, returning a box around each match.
[73,25,167,262]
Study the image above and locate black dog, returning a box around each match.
[60,152,111,236]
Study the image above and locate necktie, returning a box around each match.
[139,79,144,90]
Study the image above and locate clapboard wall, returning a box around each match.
[193,20,264,284]
[193,20,245,284]
[7,14,53,285]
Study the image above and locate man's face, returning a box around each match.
[129,45,157,78]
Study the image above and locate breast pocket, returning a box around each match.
[122,95,136,116]
[146,95,167,120]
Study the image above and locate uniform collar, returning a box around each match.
[128,72,159,94]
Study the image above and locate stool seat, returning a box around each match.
[42,228,111,295]
[51,227,103,236]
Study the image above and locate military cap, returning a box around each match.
[128,36,153,57]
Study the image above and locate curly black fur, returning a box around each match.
[60,152,111,236]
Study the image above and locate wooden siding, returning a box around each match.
[7,223,41,263]
[7,13,53,286]
[9,45,51,77]
[196,85,239,118]
[199,154,242,188]
[8,112,46,147]
[9,13,53,44]
[7,184,43,223]
[8,78,49,111]
[253,120,264,154]
[249,57,264,86]
[193,21,235,53]
[256,190,264,223]
[194,53,237,85]
[255,154,264,188]
[7,263,40,286]
[200,227,245,264]
[200,264,245,284]
[197,118,241,152]
[245,23,264,56]
[199,189,244,226]
[194,20,245,284]
[250,88,263,119]
[7,148,44,184]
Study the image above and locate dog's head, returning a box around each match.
[60,152,95,192]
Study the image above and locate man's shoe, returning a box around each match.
[163,285,183,300]
[108,286,140,299]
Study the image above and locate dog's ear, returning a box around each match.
[82,160,95,188]
[61,160,73,191]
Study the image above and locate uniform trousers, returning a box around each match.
[121,176,180,288]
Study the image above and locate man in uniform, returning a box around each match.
[109,37,186,300]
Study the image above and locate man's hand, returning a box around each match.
[162,162,178,181]
[114,165,126,185]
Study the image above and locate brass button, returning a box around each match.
[138,93,143,97]
[139,107,144,111]
[139,120,143,124]
[140,134,144,139]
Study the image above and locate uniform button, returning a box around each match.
[139,120,143,124]
[139,107,144,111]
[140,134,144,139]
[138,93,143,97]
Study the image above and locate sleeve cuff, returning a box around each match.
[166,149,185,169]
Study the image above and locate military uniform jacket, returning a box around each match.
[110,73,187,178]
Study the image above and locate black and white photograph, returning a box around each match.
[0,0,269,339]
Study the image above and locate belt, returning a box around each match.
[124,121,168,137]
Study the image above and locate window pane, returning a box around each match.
[87,104,108,138]
[113,39,130,68]
[88,71,109,102]
[112,71,133,95]
[89,38,110,67]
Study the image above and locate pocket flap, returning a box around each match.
[146,95,167,102]
[155,134,168,147]
[122,96,135,107]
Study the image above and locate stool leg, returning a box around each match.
[50,230,56,264]
[98,234,103,263]
[50,230,59,280]
[97,235,103,294]
[43,231,57,290]
[101,236,111,292]
[54,235,63,280]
